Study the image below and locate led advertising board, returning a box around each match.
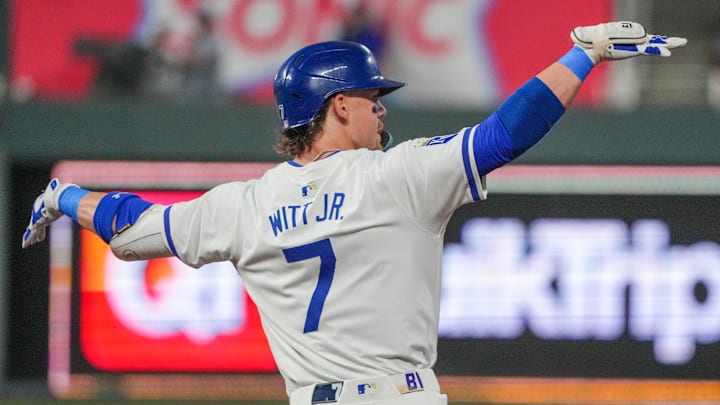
[437,194,720,377]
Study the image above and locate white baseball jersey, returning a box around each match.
[164,126,487,394]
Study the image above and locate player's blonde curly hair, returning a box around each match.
[274,98,333,158]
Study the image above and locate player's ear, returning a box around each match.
[331,93,350,120]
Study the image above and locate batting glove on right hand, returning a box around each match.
[22,178,74,249]
[571,21,687,64]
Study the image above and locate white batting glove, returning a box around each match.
[22,178,75,248]
[571,21,687,64]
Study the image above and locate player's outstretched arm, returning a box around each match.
[470,22,686,177]
[22,178,173,260]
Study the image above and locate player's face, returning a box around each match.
[343,89,386,151]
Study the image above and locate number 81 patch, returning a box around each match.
[401,371,425,393]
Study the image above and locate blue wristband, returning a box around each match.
[558,45,595,81]
[58,186,90,222]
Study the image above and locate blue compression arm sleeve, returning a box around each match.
[93,192,153,243]
[495,77,566,151]
[472,77,565,175]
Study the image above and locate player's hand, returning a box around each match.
[571,21,687,64]
[21,178,72,248]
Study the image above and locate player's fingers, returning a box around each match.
[606,44,641,59]
[644,44,672,57]
[647,35,688,49]
[623,43,671,58]
[665,36,688,49]
[22,225,44,248]
[22,227,33,248]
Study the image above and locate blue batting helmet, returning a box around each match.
[273,41,406,130]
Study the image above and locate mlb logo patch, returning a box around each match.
[357,382,377,395]
[301,182,318,197]
[423,134,457,146]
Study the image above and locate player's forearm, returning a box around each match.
[66,187,173,260]
[493,46,595,153]
[61,187,155,245]
[77,192,106,231]
[470,46,594,176]
[470,76,565,176]
[536,62,584,108]
[541,44,596,107]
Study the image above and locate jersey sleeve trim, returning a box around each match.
[461,126,488,201]
[163,205,180,257]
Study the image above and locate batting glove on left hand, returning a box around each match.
[571,21,687,64]
[22,178,74,248]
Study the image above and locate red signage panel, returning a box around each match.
[78,191,276,372]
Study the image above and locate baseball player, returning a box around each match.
[23,22,685,405]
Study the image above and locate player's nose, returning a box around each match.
[372,100,387,117]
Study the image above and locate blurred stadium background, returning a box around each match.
[1,0,720,404]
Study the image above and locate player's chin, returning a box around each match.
[370,133,383,151]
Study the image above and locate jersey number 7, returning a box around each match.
[282,238,336,333]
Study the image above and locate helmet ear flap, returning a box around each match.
[273,41,405,130]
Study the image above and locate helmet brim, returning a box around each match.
[377,79,406,96]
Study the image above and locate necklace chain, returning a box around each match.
[310,149,343,162]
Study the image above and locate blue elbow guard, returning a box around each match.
[93,192,153,243]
